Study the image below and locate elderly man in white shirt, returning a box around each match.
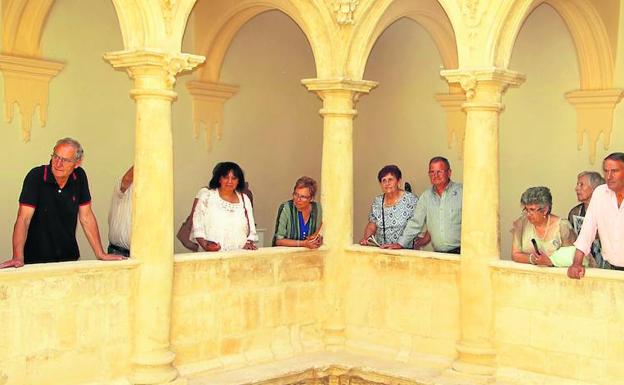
[108,166,133,257]
[568,153,624,279]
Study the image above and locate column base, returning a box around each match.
[451,342,496,376]
[129,351,183,385]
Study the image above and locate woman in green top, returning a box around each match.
[272,176,322,248]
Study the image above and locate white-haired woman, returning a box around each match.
[568,171,606,268]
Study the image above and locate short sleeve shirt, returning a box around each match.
[20,165,91,264]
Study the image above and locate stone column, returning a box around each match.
[104,50,203,385]
[302,78,377,350]
[441,68,524,376]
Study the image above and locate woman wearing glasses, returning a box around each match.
[359,165,428,248]
[272,176,323,248]
[511,186,579,266]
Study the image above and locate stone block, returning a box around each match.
[605,359,624,384]
[220,336,242,356]
[575,356,608,384]
[283,286,298,325]
[206,262,231,291]
[199,337,220,362]
[56,305,78,350]
[278,254,324,283]
[410,335,456,358]
[219,293,244,335]
[545,351,581,380]
[300,323,324,351]
[174,341,203,365]
[498,344,548,374]
[228,258,275,287]
[260,289,283,328]
[271,326,295,359]
[243,330,275,363]
[296,285,322,322]
[242,292,261,330]
[386,296,431,335]
[495,307,531,345]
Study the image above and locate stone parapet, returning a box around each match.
[342,246,460,363]
[172,248,327,375]
[491,260,624,384]
[0,260,139,385]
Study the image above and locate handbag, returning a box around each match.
[176,198,199,252]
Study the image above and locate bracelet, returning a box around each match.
[529,253,537,265]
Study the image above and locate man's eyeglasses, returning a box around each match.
[51,153,76,165]
[293,193,312,201]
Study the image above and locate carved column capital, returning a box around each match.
[104,50,205,97]
[565,88,624,163]
[0,55,64,142]
[441,67,525,110]
[301,78,378,117]
[186,80,239,149]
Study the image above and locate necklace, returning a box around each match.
[384,191,402,206]
[535,214,550,240]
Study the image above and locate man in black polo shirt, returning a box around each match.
[0,138,122,267]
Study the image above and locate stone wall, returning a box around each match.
[343,247,460,363]
[0,260,138,385]
[492,261,624,384]
[172,248,326,373]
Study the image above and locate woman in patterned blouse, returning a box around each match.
[359,165,430,248]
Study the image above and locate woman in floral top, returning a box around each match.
[359,165,429,248]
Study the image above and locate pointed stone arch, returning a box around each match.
[494,0,615,89]
[187,0,333,149]
[345,0,458,80]
[110,0,199,51]
[493,0,624,163]
[345,0,462,156]
[193,0,332,82]
[0,0,63,141]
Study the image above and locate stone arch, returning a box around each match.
[346,0,458,80]
[187,0,332,149]
[494,0,623,163]
[193,0,333,82]
[110,0,199,51]
[2,0,55,56]
[1,0,62,141]
[494,0,614,89]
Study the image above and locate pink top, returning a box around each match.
[574,184,624,267]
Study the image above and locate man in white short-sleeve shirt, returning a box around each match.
[108,166,133,257]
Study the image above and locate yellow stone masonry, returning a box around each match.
[172,248,326,375]
[1,1,624,385]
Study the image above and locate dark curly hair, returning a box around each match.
[208,162,246,192]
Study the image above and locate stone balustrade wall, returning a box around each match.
[0,260,138,385]
[172,248,326,374]
[492,260,624,384]
[343,247,461,364]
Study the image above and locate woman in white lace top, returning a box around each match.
[191,162,258,252]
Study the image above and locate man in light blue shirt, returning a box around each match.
[382,156,462,254]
